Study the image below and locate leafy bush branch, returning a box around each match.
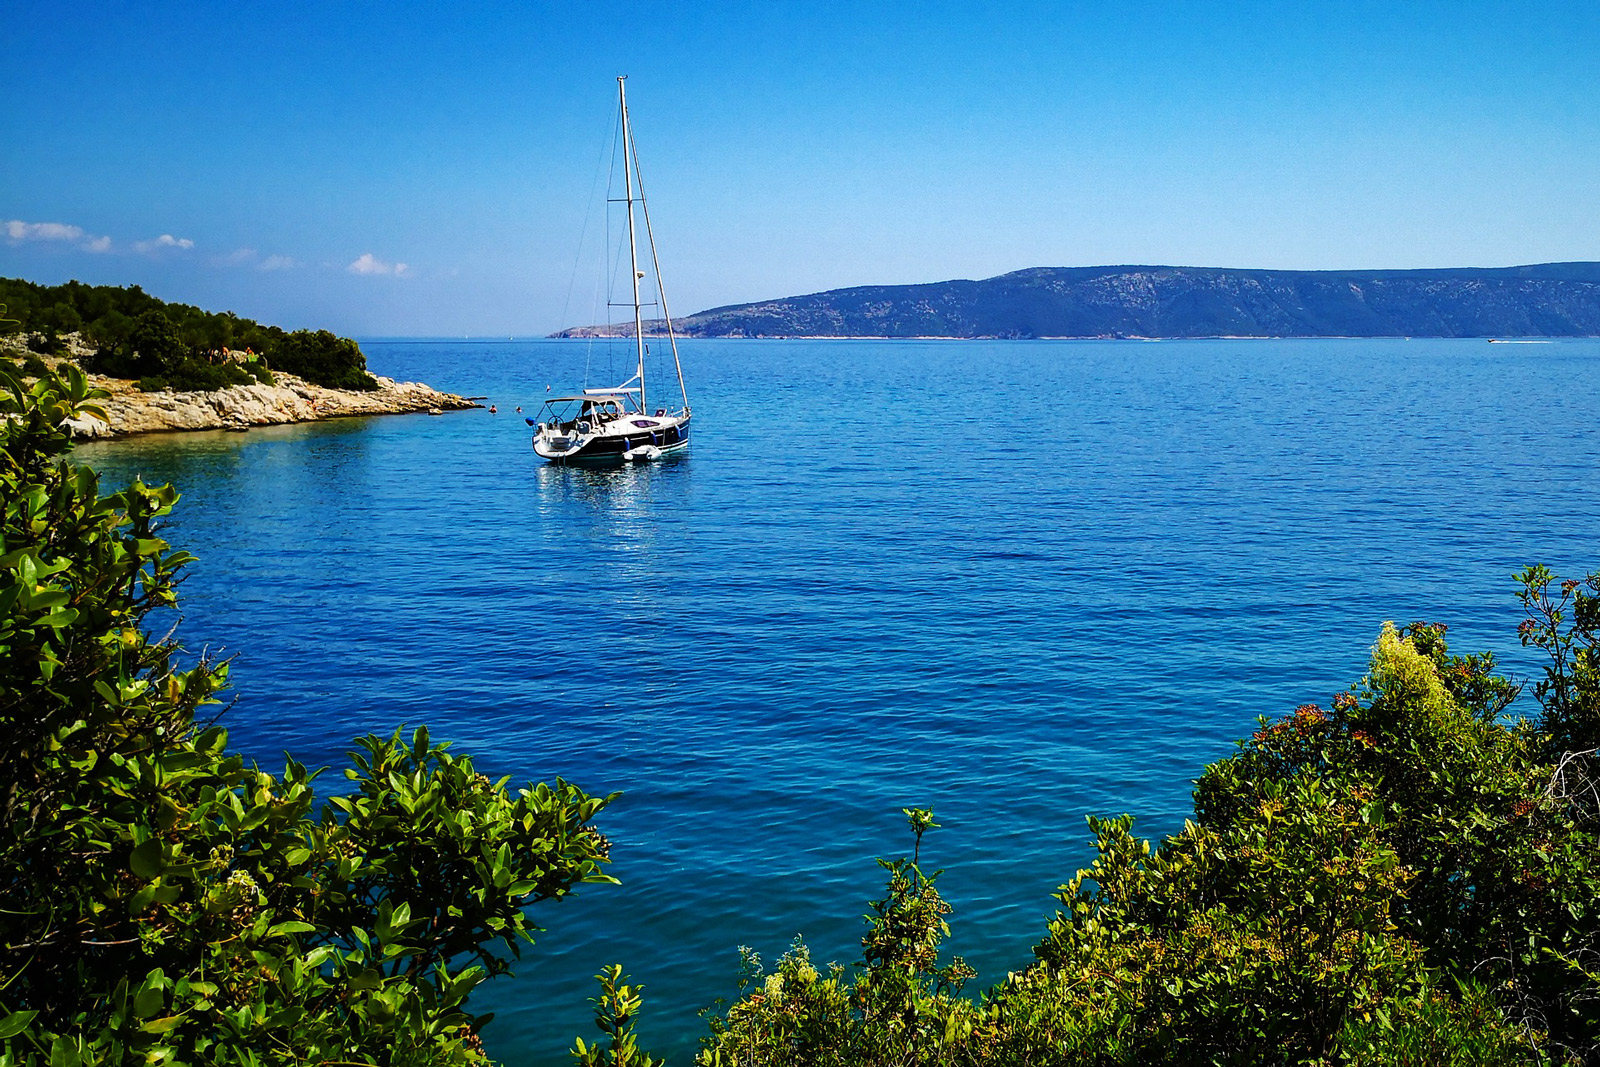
[691,602,1600,1065]
[0,364,614,1065]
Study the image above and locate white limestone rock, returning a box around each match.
[66,372,478,439]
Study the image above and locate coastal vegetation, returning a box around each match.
[0,365,612,1063]
[692,597,1600,1065]
[2,362,1596,1064]
[264,329,382,392]
[0,277,377,391]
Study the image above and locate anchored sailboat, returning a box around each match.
[533,77,691,465]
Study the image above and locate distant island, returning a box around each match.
[554,262,1600,339]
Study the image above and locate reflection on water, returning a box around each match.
[529,456,698,628]
[530,455,691,557]
[531,452,692,511]
[77,416,373,459]
[76,419,382,502]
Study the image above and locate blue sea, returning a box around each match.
[77,337,1600,1065]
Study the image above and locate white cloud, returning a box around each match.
[5,219,112,252]
[134,233,195,253]
[347,252,408,276]
[7,220,82,241]
[216,248,295,271]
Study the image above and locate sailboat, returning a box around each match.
[533,77,691,465]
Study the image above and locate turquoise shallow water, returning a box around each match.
[78,337,1600,1064]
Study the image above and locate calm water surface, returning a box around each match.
[78,338,1600,1064]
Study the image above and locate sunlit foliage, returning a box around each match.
[692,603,1600,1065]
[0,365,615,1064]
[0,278,373,391]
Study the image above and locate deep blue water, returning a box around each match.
[77,337,1600,1064]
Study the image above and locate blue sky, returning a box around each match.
[3,1,1598,335]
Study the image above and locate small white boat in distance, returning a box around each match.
[534,76,691,466]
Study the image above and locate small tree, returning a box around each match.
[1517,565,1600,757]
[38,302,83,336]
[128,309,188,376]
[697,809,977,1067]
[268,329,379,390]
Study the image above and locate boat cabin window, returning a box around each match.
[582,399,624,420]
[539,395,632,431]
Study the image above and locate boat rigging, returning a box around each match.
[533,76,691,465]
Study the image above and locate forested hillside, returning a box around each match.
[0,277,376,391]
[0,277,285,353]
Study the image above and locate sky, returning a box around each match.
[3,1,1599,335]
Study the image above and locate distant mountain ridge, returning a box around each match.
[554,262,1600,339]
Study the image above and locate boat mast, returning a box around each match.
[618,75,647,413]
[631,137,691,414]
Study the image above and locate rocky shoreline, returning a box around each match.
[63,372,478,440]
[1,332,479,440]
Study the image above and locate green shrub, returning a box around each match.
[134,360,268,393]
[84,347,141,379]
[268,329,378,390]
[695,598,1600,1066]
[572,966,665,1067]
[1,280,371,389]
[0,277,287,362]
[0,363,619,1065]
[20,353,49,378]
[698,810,981,1067]
[171,360,252,391]
[25,331,64,355]
[1518,565,1600,756]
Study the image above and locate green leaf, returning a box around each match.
[140,1015,184,1034]
[305,945,338,968]
[0,1010,39,1039]
[36,609,78,629]
[347,969,382,992]
[133,980,164,1019]
[130,837,166,881]
[49,1036,82,1067]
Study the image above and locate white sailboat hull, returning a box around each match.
[533,412,691,466]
